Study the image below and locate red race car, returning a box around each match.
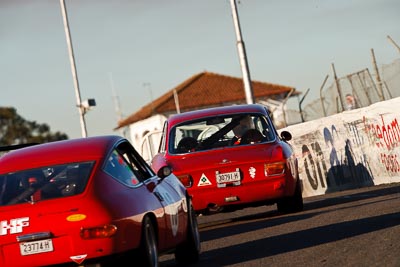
[0,135,200,267]
[151,104,303,215]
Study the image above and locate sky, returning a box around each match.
[1,0,399,140]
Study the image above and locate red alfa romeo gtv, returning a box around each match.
[151,104,304,215]
[0,135,200,267]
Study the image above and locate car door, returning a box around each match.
[116,140,187,248]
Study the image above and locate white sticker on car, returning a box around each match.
[156,188,180,237]
[164,202,180,237]
[0,217,29,235]
[197,174,212,186]
[249,167,256,178]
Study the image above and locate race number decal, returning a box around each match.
[156,188,179,237]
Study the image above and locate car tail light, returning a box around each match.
[177,174,193,187]
[80,224,117,239]
[264,162,286,176]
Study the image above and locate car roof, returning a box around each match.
[168,104,269,126]
[0,135,124,173]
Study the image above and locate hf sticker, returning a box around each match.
[1,217,29,235]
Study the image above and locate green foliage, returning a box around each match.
[0,107,69,146]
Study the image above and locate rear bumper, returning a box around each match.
[0,236,127,267]
[189,175,297,213]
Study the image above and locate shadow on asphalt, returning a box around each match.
[161,183,400,266]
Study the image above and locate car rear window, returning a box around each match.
[0,161,94,206]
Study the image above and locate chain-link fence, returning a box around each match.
[382,58,400,98]
[298,58,400,122]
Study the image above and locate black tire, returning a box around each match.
[277,178,304,213]
[175,198,201,265]
[138,216,159,267]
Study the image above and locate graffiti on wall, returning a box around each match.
[285,97,400,198]
[296,119,374,196]
[363,115,400,173]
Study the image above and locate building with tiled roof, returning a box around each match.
[115,71,299,130]
[114,71,301,162]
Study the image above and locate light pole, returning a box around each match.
[59,0,95,137]
[229,0,254,104]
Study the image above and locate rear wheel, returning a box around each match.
[175,198,201,264]
[277,178,304,213]
[138,216,159,267]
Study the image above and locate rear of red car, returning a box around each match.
[151,104,303,215]
[1,135,200,267]
[0,196,125,267]
[0,137,143,267]
[165,142,299,213]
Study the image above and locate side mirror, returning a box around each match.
[280,131,292,141]
[157,166,172,179]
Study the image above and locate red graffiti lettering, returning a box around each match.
[363,116,400,150]
[380,153,400,173]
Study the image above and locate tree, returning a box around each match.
[0,107,69,146]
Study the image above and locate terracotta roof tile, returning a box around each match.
[115,71,299,129]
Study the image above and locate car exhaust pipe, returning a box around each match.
[207,203,222,214]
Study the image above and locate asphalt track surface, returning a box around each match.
[160,182,400,267]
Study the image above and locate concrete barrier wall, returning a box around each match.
[280,97,400,198]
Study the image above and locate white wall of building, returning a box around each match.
[129,114,166,163]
